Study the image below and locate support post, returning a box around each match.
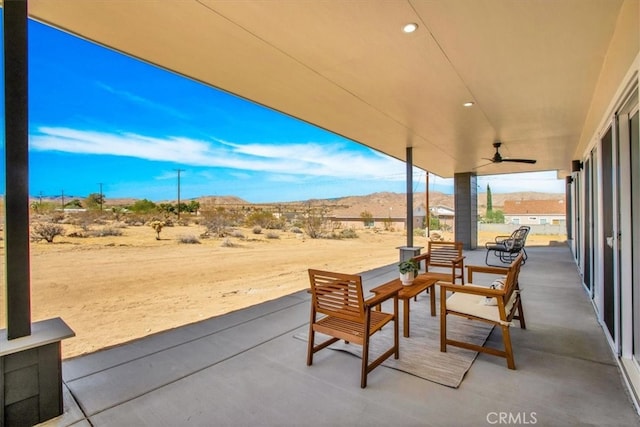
[406,147,413,247]
[2,3,75,425]
[4,0,31,340]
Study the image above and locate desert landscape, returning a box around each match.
[0,191,566,359]
[0,223,419,358]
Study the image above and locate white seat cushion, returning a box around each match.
[445,284,518,326]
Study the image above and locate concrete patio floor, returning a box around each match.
[40,246,640,426]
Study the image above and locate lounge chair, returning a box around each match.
[485,226,530,266]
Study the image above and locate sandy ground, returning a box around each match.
[0,224,565,359]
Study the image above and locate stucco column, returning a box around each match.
[454,172,478,250]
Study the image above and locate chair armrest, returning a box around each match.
[452,255,465,265]
[439,282,504,297]
[364,284,400,308]
[494,235,511,243]
[412,252,431,272]
[466,264,509,282]
[412,253,430,263]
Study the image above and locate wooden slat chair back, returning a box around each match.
[439,252,526,369]
[307,269,399,388]
[413,241,465,284]
[485,226,530,266]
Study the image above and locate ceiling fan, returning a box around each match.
[479,142,537,167]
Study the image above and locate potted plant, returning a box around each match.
[398,259,419,285]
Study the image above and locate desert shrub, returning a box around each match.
[178,234,200,244]
[67,231,88,238]
[245,210,273,228]
[202,207,243,237]
[176,218,191,226]
[339,228,358,239]
[289,226,303,234]
[360,210,374,227]
[301,205,333,239]
[129,199,157,214]
[319,232,340,240]
[110,207,126,221]
[266,231,280,239]
[49,212,66,224]
[123,214,150,226]
[252,226,262,234]
[110,221,127,229]
[93,227,123,237]
[31,223,65,243]
[230,230,245,239]
[245,210,285,229]
[220,238,236,248]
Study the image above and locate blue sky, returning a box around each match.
[2,19,565,203]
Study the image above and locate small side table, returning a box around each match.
[371,275,438,337]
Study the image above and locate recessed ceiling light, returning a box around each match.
[463,101,475,107]
[402,23,418,33]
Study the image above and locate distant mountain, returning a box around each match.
[287,191,564,218]
[29,190,564,216]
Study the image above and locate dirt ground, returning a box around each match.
[0,224,565,359]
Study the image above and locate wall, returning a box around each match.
[479,223,567,236]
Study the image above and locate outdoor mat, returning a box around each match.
[295,293,494,388]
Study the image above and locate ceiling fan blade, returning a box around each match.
[503,158,537,164]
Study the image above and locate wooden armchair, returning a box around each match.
[485,226,530,267]
[307,269,400,388]
[413,241,465,284]
[439,252,525,369]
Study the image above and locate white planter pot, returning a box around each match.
[400,271,415,285]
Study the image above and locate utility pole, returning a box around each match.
[98,182,104,211]
[175,169,184,219]
[61,189,65,211]
[426,172,430,238]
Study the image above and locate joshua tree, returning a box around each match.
[149,220,164,240]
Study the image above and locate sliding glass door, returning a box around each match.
[630,109,640,365]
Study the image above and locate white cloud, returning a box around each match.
[31,127,406,181]
[96,82,190,119]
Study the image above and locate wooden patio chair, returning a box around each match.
[439,252,526,369]
[410,241,465,302]
[485,226,530,267]
[306,269,399,388]
[413,241,465,284]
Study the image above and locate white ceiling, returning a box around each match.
[28,0,627,178]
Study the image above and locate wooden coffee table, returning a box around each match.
[371,275,439,337]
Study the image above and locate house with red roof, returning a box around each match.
[503,199,566,226]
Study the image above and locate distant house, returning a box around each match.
[503,199,566,226]
[331,206,427,230]
[430,205,455,230]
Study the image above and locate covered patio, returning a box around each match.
[43,247,639,426]
[2,1,639,425]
